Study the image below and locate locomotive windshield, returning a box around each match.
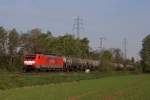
[25,55,36,60]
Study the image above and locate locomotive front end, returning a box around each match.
[23,54,36,71]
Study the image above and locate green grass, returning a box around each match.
[0,74,150,100]
[0,71,138,90]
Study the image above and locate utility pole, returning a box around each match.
[123,38,127,60]
[99,37,106,51]
[73,16,84,38]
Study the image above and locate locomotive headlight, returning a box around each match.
[24,61,35,65]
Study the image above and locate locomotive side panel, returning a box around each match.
[24,54,65,71]
[36,55,64,68]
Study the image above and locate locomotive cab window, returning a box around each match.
[25,56,35,60]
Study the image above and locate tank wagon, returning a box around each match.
[23,53,99,72]
[64,57,99,71]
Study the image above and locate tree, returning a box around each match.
[7,29,19,70]
[0,26,100,71]
[29,28,42,52]
[0,27,8,70]
[0,26,7,55]
[140,34,150,72]
[20,28,52,53]
[111,48,124,64]
[20,32,31,53]
[53,34,82,56]
[8,29,19,55]
[99,50,113,71]
[131,57,135,64]
[80,37,90,58]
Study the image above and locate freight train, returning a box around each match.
[23,53,99,72]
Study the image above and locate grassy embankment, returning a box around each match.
[0,74,150,100]
[0,71,139,90]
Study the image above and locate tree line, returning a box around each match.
[0,26,149,72]
[0,26,100,71]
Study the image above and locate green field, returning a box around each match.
[0,71,137,90]
[0,74,150,100]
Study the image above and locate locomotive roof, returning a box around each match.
[25,53,60,57]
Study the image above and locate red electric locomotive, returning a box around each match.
[23,53,65,71]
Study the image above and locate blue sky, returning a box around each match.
[0,0,150,59]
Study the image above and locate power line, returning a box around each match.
[73,16,84,38]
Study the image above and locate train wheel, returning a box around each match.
[22,67,27,72]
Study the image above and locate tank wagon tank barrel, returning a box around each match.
[64,57,100,71]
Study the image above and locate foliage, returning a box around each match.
[0,26,137,72]
[111,48,124,64]
[140,34,150,72]
[0,26,7,55]
[0,27,95,71]
[99,50,113,71]
[7,29,20,71]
